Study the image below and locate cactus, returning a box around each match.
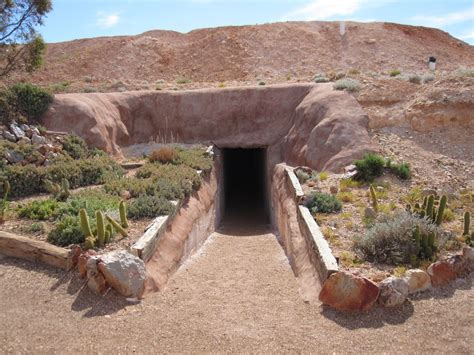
[425,195,434,222]
[413,225,421,246]
[463,211,471,236]
[106,215,129,238]
[369,184,378,211]
[425,246,433,259]
[104,230,111,244]
[421,233,428,249]
[421,196,428,210]
[96,211,106,247]
[79,208,93,237]
[119,201,129,228]
[0,180,10,224]
[428,232,435,249]
[84,236,96,250]
[435,195,447,226]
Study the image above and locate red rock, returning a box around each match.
[319,271,380,311]
[427,261,457,287]
[77,250,97,279]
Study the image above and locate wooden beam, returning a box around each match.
[0,231,78,270]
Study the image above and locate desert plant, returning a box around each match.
[62,134,89,159]
[44,178,70,201]
[0,180,11,224]
[106,214,128,238]
[3,83,53,124]
[79,208,93,238]
[128,195,175,219]
[408,74,421,84]
[47,215,83,247]
[333,78,360,92]
[119,200,129,228]
[353,153,385,182]
[455,67,474,78]
[464,211,471,236]
[388,162,411,180]
[369,184,378,211]
[96,211,106,247]
[353,211,442,265]
[319,171,329,181]
[17,198,59,220]
[389,69,401,77]
[422,74,435,83]
[295,170,311,184]
[149,146,178,164]
[314,75,330,83]
[435,195,447,226]
[305,192,342,214]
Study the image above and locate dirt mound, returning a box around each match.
[11,21,474,86]
[42,83,375,171]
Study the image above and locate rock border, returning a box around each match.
[284,167,339,281]
[319,246,474,311]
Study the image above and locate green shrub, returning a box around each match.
[387,161,411,180]
[18,199,59,220]
[56,189,121,220]
[354,153,385,182]
[128,195,175,219]
[7,83,53,123]
[1,156,123,197]
[176,147,213,171]
[389,69,401,77]
[62,135,89,159]
[295,170,311,184]
[353,212,442,265]
[333,78,360,92]
[305,192,342,214]
[47,215,84,246]
[314,75,330,83]
[29,222,46,233]
[104,177,156,198]
[136,163,201,193]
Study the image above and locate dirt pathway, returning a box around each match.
[0,227,473,353]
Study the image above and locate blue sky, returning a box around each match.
[41,0,474,44]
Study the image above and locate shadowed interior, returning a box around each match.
[220,148,269,233]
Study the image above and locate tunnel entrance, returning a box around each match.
[220,148,269,230]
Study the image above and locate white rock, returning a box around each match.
[97,250,146,298]
[3,131,16,142]
[378,276,409,307]
[31,133,46,145]
[9,123,25,139]
[404,269,431,294]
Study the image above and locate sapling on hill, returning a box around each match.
[369,184,378,211]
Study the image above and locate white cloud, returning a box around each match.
[410,7,474,27]
[283,0,364,21]
[459,30,474,40]
[96,12,120,28]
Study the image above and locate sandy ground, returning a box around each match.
[0,226,473,353]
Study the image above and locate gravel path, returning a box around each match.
[0,229,473,353]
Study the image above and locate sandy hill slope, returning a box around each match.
[14,21,474,85]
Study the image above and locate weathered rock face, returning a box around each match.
[42,84,375,172]
[378,277,409,307]
[97,250,146,298]
[319,271,380,311]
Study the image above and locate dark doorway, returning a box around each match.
[220,148,269,230]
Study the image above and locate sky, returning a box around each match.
[40,0,474,44]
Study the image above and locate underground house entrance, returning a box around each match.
[219,148,270,234]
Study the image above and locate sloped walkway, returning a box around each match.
[0,227,473,353]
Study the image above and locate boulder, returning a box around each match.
[78,250,97,279]
[427,260,458,287]
[31,133,46,145]
[319,271,380,311]
[86,256,109,294]
[9,123,25,139]
[97,250,146,298]
[378,277,409,307]
[3,131,16,142]
[5,150,24,164]
[404,269,431,294]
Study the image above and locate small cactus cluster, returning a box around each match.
[406,194,447,226]
[79,200,129,250]
[464,211,472,246]
[411,225,437,263]
[0,180,11,224]
[44,178,70,201]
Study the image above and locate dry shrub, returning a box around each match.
[149,146,178,164]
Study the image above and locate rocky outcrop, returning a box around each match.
[319,271,380,311]
[42,84,375,172]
